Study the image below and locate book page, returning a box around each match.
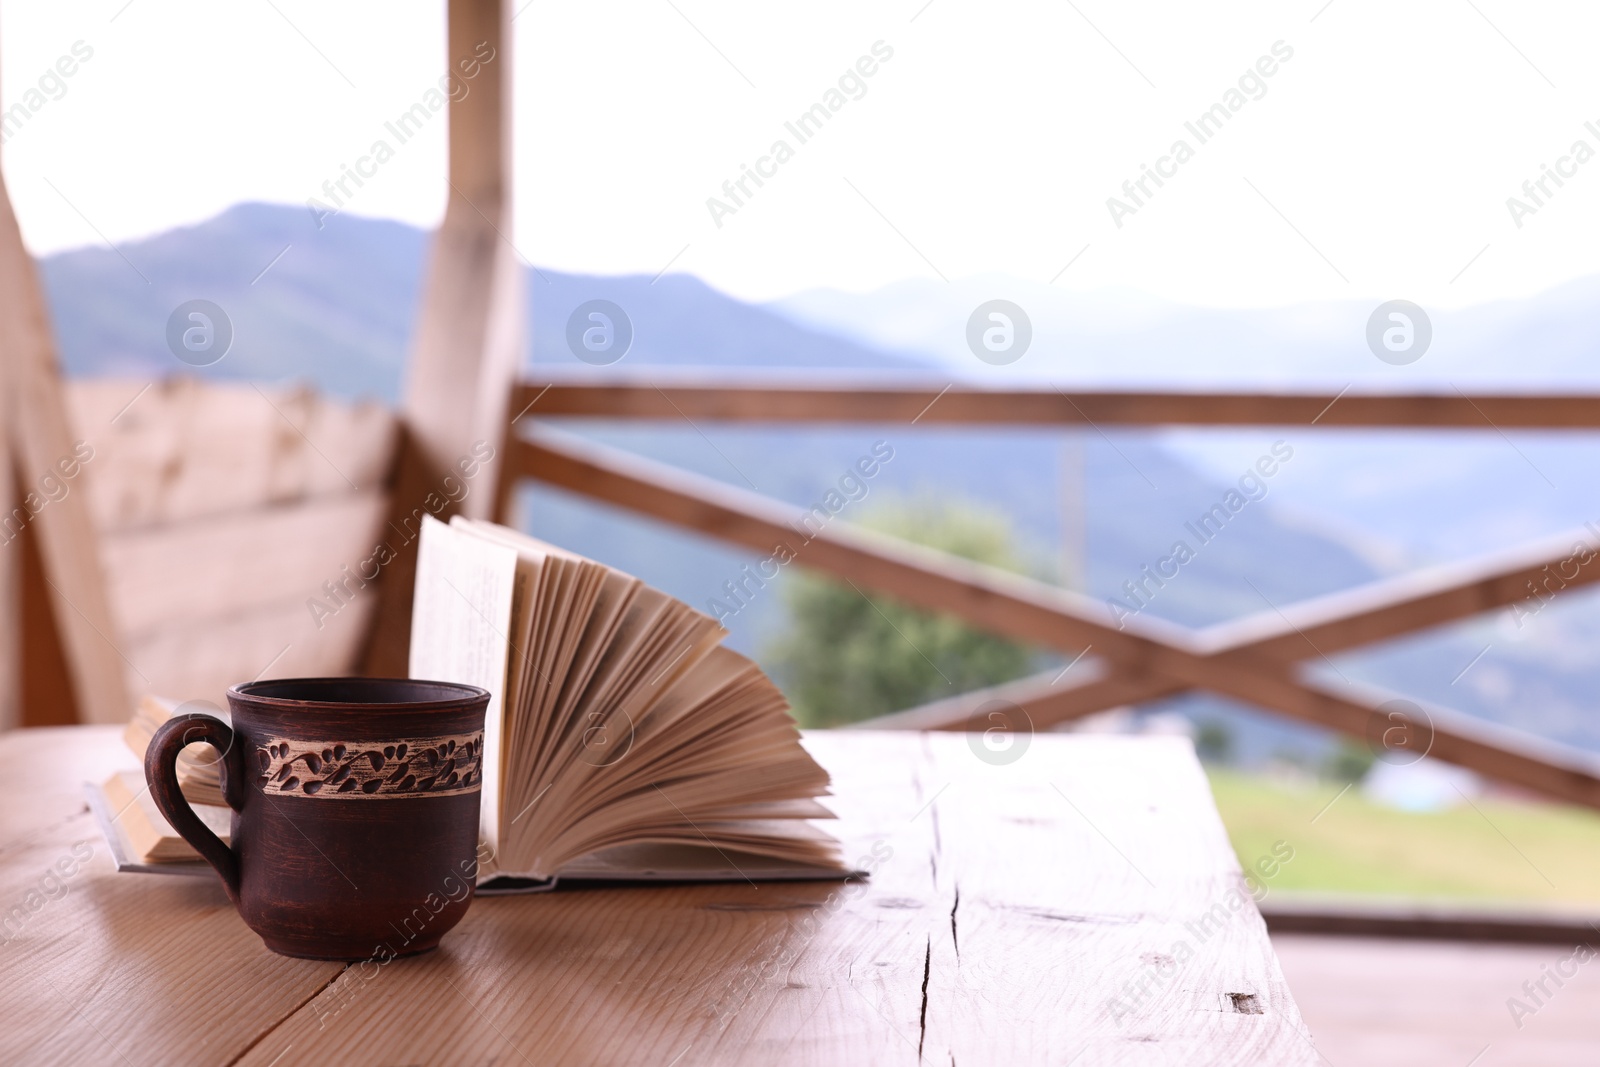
[408,518,844,883]
[409,514,519,850]
[102,771,231,863]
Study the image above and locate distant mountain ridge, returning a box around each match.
[40,202,921,404]
[42,203,426,399]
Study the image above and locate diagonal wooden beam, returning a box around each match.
[1195,524,1600,661]
[0,162,131,724]
[856,659,1130,732]
[874,523,1600,731]
[513,377,1600,429]
[859,653,1600,817]
[513,426,1600,809]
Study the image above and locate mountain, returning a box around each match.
[36,202,1600,761]
[41,203,426,400]
[526,271,922,371]
[39,201,922,403]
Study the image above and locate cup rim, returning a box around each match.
[227,676,490,712]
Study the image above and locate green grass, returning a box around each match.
[1208,768,1600,906]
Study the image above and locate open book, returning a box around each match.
[87,519,847,889]
[411,515,845,887]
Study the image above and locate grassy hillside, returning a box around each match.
[1211,768,1600,906]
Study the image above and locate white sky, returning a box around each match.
[4,0,1600,308]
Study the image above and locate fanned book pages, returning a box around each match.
[123,695,228,807]
[409,515,847,888]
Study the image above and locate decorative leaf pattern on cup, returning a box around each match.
[254,732,485,799]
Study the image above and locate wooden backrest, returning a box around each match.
[60,378,397,713]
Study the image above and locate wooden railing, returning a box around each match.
[515,376,1600,427]
[506,376,1600,812]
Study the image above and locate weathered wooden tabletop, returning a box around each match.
[0,726,1317,1065]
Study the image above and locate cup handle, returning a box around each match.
[144,712,242,901]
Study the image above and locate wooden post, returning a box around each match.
[362,0,522,676]
[0,166,132,725]
[0,439,13,732]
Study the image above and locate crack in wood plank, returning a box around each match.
[951,886,960,960]
[223,964,350,1067]
[918,935,931,1059]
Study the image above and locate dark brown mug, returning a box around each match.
[145,677,490,961]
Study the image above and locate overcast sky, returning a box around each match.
[4,0,1599,308]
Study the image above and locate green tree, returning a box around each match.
[766,495,1042,727]
[1323,739,1374,783]
[1195,720,1235,764]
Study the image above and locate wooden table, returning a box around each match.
[0,727,1317,1065]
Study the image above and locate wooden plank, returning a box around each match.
[18,502,80,727]
[1197,523,1600,660]
[0,436,14,732]
[856,658,1123,731]
[515,377,1600,429]
[125,590,375,708]
[0,725,123,841]
[64,377,395,534]
[873,523,1600,731]
[214,731,1314,1066]
[363,0,521,677]
[913,733,1316,1064]
[101,490,389,636]
[513,427,1600,810]
[0,726,343,1064]
[0,161,128,725]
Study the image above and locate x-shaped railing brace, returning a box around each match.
[518,425,1600,810]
